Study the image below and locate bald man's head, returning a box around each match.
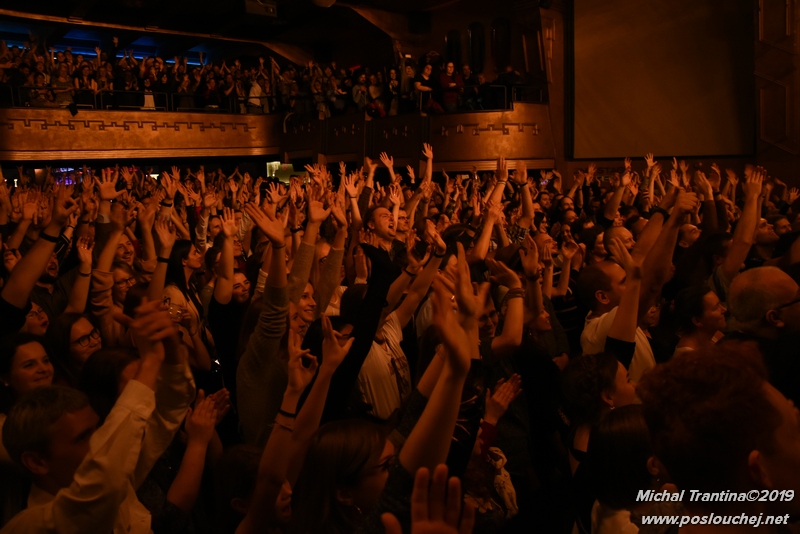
[604,226,635,252]
[729,267,800,333]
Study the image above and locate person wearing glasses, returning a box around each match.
[43,314,102,388]
[725,266,800,406]
[19,302,50,336]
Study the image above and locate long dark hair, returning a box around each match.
[165,239,203,315]
[586,404,653,511]
[43,313,98,387]
[291,419,387,534]
[78,347,139,422]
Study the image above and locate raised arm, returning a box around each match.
[486,258,524,356]
[719,169,762,282]
[1,187,77,308]
[64,238,94,314]
[213,207,238,305]
[147,219,177,303]
[398,244,476,473]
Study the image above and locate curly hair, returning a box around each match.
[637,347,779,507]
[561,352,619,427]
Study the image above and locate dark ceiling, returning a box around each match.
[0,0,460,65]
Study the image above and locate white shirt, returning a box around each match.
[2,364,194,534]
[591,500,639,534]
[580,307,655,383]
[357,312,411,420]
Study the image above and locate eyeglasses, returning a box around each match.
[26,308,46,320]
[776,294,800,311]
[71,328,100,347]
[115,276,136,288]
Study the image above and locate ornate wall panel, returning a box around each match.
[325,115,367,162]
[284,115,323,158]
[0,108,283,160]
[428,103,555,170]
[371,114,426,167]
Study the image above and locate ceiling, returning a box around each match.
[0,0,461,65]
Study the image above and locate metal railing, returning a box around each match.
[3,83,545,115]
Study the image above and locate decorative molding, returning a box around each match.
[437,122,541,137]
[0,108,282,160]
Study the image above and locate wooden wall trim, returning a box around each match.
[0,108,283,161]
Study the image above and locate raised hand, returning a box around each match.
[220,206,237,237]
[153,218,177,256]
[484,375,523,425]
[742,166,765,202]
[379,151,394,169]
[185,390,218,445]
[307,199,331,225]
[343,174,358,198]
[364,156,378,175]
[789,187,800,204]
[485,257,522,290]
[496,156,508,183]
[75,237,94,268]
[321,315,354,373]
[422,143,434,160]
[207,388,232,425]
[519,235,540,279]
[644,153,656,169]
[511,160,528,185]
[95,168,123,201]
[51,185,79,227]
[382,465,475,534]
[244,203,284,245]
[624,157,632,171]
[407,165,416,183]
[287,328,318,394]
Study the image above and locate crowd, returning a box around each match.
[0,147,799,534]
[0,37,527,116]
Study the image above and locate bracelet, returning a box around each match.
[157,256,169,263]
[40,232,59,243]
[160,201,173,207]
[278,408,297,418]
[290,226,303,234]
[505,288,525,299]
[274,420,294,432]
[650,206,670,220]
[348,195,357,199]
[78,271,91,277]
[272,242,286,249]
[404,268,417,277]
[497,181,508,185]
[433,249,446,258]
[66,225,76,230]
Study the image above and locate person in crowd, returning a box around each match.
[0,108,798,534]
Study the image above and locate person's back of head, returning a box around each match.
[292,419,387,534]
[78,347,139,423]
[215,444,262,533]
[3,386,92,488]
[587,404,653,512]
[637,347,796,514]
[562,352,619,427]
[728,266,800,334]
[576,262,612,313]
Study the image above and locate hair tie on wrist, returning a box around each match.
[160,201,173,207]
[157,256,169,263]
[40,232,59,243]
[404,268,417,277]
[278,409,296,418]
[433,250,446,258]
[272,242,286,249]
